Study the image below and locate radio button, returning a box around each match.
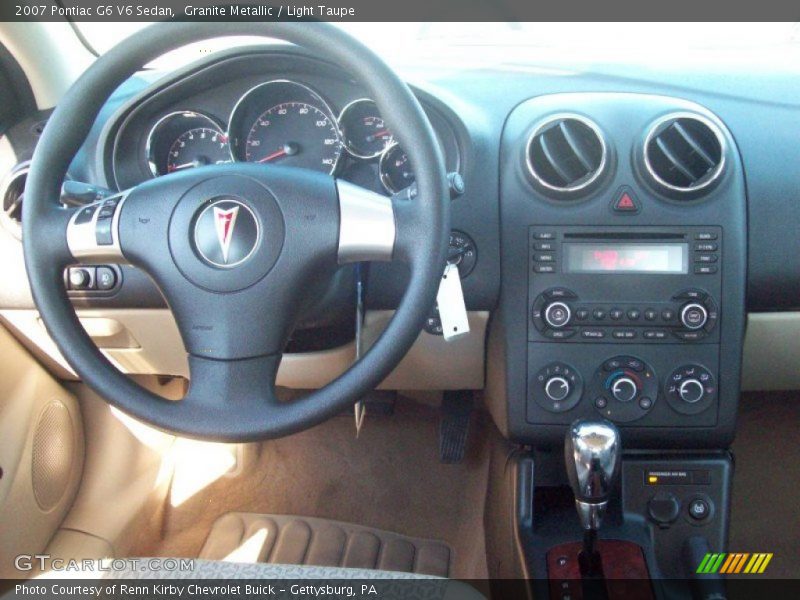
[544,288,577,299]
[695,232,718,240]
[593,308,607,320]
[581,329,606,339]
[612,330,637,339]
[644,330,668,340]
[627,308,641,320]
[544,302,571,328]
[624,358,645,372]
[681,303,708,330]
[534,253,555,262]
[695,254,718,263]
[534,264,556,274]
[644,309,658,321]
[695,242,718,252]
[609,308,624,320]
[534,241,554,251]
[603,359,623,371]
[575,308,590,321]
[533,232,556,240]
[545,328,576,340]
[674,330,707,341]
[661,309,676,322]
[674,289,707,301]
[695,265,718,274]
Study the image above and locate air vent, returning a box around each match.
[525,115,607,197]
[1,162,29,237]
[644,114,725,196]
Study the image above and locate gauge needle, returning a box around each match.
[167,160,200,172]
[259,143,300,163]
[366,130,390,142]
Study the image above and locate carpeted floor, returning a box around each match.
[729,391,800,579]
[132,398,492,579]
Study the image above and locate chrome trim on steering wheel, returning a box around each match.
[66,191,129,263]
[336,180,395,263]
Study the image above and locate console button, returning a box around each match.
[592,308,606,321]
[674,330,707,341]
[545,288,577,299]
[695,254,718,263]
[681,303,708,330]
[695,232,718,240]
[695,242,718,252]
[609,308,624,320]
[674,289,707,301]
[594,397,607,409]
[644,309,657,321]
[68,268,93,290]
[624,358,644,372]
[544,302,571,328]
[581,329,605,339]
[612,188,640,213]
[638,397,653,410]
[612,330,637,339]
[534,242,554,251]
[545,328,576,339]
[533,232,555,240]
[603,359,622,371]
[575,308,590,321]
[95,267,117,291]
[534,253,555,262]
[75,204,98,224]
[534,264,556,274]
[644,330,668,340]
[688,498,711,521]
[627,309,641,321]
[661,309,675,322]
[695,265,718,274]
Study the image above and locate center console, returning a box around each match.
[489,92,747,592]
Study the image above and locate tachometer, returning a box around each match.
[146,111,229,177]
[229,80,343,175]
[339,98,393,159]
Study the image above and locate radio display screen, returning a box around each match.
[564,243,688,274]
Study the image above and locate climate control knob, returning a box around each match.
[678,379,705,404]
[611,376,639,403]
[544,376,571,402]
[544,302,571,329]
[680,303,708,330]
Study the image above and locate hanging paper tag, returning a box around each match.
[436,263,470,341]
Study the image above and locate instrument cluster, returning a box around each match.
[144,78,437,195]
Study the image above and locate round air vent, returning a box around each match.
[525,115,608,197]
[1,162,29,237]
[643,114,725,197]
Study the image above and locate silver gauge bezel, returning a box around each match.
[226,79,344,175]
[524,113,608,194]
[338,98,394,160]
[378,143,413,194]
[145,111,228,178]
[642,112,727,194]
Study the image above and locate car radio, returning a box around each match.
[528,226,721,344]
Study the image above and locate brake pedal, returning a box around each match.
[439,390,473,463]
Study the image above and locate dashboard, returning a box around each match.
[2,42,800,451]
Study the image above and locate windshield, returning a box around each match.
[76,22,800,71]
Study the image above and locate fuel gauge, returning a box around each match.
[339,99,393,159]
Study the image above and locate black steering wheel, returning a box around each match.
[23,23,449,441]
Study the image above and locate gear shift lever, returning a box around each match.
[565,419,621,564]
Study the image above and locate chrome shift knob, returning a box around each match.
[565,419,621,530]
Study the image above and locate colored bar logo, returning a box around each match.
[697,552,773,574]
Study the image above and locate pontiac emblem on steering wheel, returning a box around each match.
[194,199,259,268]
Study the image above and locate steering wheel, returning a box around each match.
[22,23,449,441]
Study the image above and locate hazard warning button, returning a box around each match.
[612,187,640,214]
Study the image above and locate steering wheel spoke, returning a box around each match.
[65,191,129,264]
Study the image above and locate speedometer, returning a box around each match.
[244,102,342,173]
[229,80,343,175]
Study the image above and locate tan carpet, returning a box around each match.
[132,398,491,579]
[729,391,800,579]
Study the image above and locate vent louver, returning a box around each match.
[644,114,724,195]
[525,115,607,197]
